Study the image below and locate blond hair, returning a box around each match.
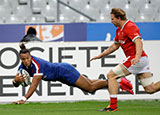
[110,8,127,20]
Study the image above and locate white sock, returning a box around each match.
[110,94,117,98]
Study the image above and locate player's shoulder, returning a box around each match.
[18,63,24,70]
[125,20,138,28]
[31,55,49,65]
[32,55,43,62]
[124,20,139,32]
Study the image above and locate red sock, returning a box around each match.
[110,97,117,109]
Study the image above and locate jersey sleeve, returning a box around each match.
[125,24,141,42]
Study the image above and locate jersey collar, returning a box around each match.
[121,19,129,31]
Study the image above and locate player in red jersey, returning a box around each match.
[90,8,160,112]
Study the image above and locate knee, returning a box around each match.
[107,72,117,81]
[107,72,115,79]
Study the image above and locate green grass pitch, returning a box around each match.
[0,100,160,115]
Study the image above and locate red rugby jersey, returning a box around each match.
[114,20,147,57]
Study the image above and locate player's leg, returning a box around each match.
[87,77,133,93]
[58,63,108,92]
[135,57,160,94]
[138,72,160,94]
[78,76,133,94]
[85,78,100,83]
[108,64,131,93]
[85,78,109,92]
[100,64,131,112]
[75,75,108,93]
[58,62,133,94]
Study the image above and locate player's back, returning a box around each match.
[31,56,59,81]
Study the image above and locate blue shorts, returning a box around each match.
[56,63,80,86]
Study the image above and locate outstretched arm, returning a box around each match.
[90,43,120,61]
[13,75,42,104]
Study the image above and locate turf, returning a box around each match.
[0,100,160,115]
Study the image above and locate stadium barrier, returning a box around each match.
[0,41,160,102]
[0,22,160,43]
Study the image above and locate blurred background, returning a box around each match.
[0,0,159,42]
[0,0,159,23]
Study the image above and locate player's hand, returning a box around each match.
[90,55,102,61]
[131,58,139,65]
[13,100,25,104]
[14,73,26,83]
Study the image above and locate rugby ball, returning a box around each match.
[18,69,31,87]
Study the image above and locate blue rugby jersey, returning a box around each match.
[18,56,59,81]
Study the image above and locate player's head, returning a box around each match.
[19,43,32,67]
[110,8,127,27]
[27,27,37,35]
